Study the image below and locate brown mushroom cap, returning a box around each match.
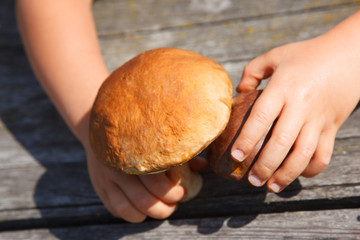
[89,48,232,175]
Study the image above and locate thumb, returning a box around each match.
[237,49,278,92]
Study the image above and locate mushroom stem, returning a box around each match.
[208,90,269,181]
[166,163,203,202]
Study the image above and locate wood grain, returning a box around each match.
[0,0,359,238]
[1,209,359,239]
[96,4,360,73]
[93,0,360,35]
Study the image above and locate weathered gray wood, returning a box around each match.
[0,133,359,225]
[0,0,359,237]
[97,4,360,73]
[1,209,359,240]
[0,45,359,233]
[1,132,359,223]
[93,0,359,35]
[338,108,360,138]
[0,0,358,166]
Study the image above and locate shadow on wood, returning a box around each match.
[0,3,269,236]
[0,1,309,238]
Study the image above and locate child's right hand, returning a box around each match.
[85,147,185,223]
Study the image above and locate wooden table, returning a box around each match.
[1,0,359,239]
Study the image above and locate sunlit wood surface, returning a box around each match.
[0,0,359,239]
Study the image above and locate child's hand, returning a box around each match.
[86,148,180,223]
[231,33,360,193]
[85,147,206,223]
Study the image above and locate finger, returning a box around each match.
[247,104,304,187]
[237,49,278,92]
[115,174,177,220]
[139,172,185,204]
[231,86,284,163]
[301,130,335,178]
[188,156,208,172]
[104,182,146,223]
[267,122,319,192]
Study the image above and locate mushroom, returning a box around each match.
[89,48,233,201]
[207,90,270,181]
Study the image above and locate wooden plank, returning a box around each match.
[0,181,359,230]
[0,162,98,210]
[0,0,359,235]
[0,40,359,230]
[0,132,359,223]
[93,0,360,35]
[0,124,360,204]
[0,104,357,228]
[0,23,359,220]
[0,168,358,222]
[1,209,359,239]
[96,4,360,72]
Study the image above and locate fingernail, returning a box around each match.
[248,174,262,187]
[269,183,281,193]
[231,149,244,162]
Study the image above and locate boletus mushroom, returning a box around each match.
[207,90,270,181]
[89,48,233,202]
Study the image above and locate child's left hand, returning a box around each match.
[230,16,360,193]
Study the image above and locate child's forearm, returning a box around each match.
[16,0,109,145]
[320,10,360,91]
[322,10,360,52]
[318,10,360,105]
